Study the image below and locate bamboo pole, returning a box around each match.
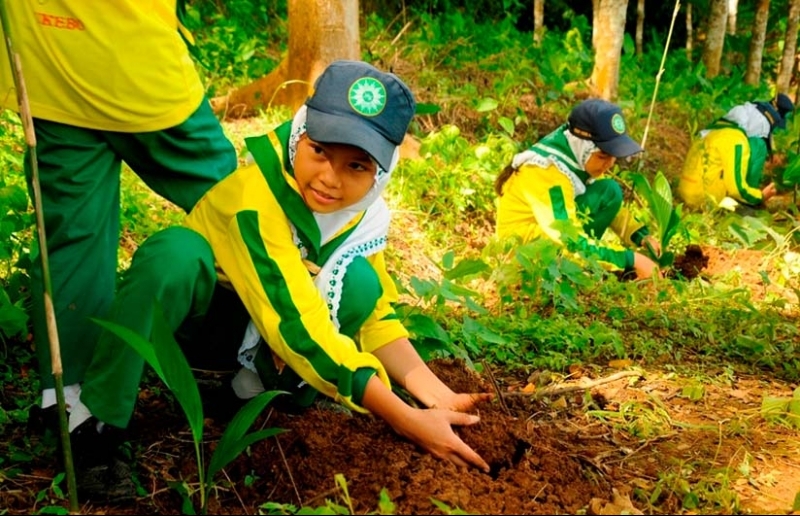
[640,0,681,152]
[0,2,78,511]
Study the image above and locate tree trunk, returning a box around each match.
[589,0,628,101]
[702,0,728,78]
[592,0,601,49]
[534,0,545,45]
[777,0,800,94]
[745,0,771,86]
[635,0,644,56]
[686,2,693,62]
[727,0,738,34]
[210,0,360,119]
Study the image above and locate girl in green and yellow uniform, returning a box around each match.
[66,61,491,502]
[678,94,794,210]
[495,99,659,279]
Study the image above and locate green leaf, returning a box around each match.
[93,303,204,444]
[377,488,396,515]
[462,317,507,345]
[150,304,205,445]
[0,298,28,339]
[443,258,490,280]
[760,395,789,423]
[682,491,699,509]
[475,97,498,112]
[441,250,455,271]
[206,390,286,483]
[498,116,514,136]
[415,102,441,115]
[405,314,450,343]
[792,490,800,511]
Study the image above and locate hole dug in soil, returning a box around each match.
[223,359,631,515]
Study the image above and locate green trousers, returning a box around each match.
[26,99,237,389]
[575,178,623,239]
[81,227,381,428]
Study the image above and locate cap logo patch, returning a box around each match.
[611,113,626,134]
[348,77,387,117]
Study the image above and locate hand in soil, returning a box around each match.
[633,251,660,279]
[434,392,494,412]
[398,407,491,473]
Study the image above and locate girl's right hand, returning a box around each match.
[395,407,490,473]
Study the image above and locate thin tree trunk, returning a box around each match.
[727,0,738,34]
[777,0,800,94]
[534,0,545,46]
[686,2,693,62]
[636,0,644,56]
[745,0,771,86]
[589,0,628,101]
[702,0,728,78]
[592,0,601,49]
[210,0,360,119]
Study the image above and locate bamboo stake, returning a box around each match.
[0,3,78,511]
[639,0,681,152]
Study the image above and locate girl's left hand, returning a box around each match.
[433,392,494,412]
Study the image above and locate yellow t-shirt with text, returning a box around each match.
[0,1,204,132]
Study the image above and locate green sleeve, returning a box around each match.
[746,136,768,191]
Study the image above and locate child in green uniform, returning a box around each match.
[678,93,794,210]
[66,60,491,502]
[0,1,237,423]
[495,98,659,279]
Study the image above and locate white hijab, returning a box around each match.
[702,102,771,139]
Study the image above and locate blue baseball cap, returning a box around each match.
[754,100,785,131]
[305,60,416,171]
[567,99,643,158]
[773,93,794,123]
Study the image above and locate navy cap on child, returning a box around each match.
[305,60,417,172]
[567,98,643,158]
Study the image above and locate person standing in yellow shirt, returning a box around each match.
[0,0,237,447]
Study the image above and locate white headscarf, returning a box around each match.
[703,102,771,139]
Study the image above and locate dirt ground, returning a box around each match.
[3,102,800,515]
[3,345,799,515]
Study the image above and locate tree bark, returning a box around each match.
[727,0,738,34]
[745,0,771,86]
[685,2,693,62]
[592,0,601,49]
[210,0,361,119]
[777,0,800,94]
[589,0,628,101]
[636,0,644,56]
[534,0,545,46]
[702,0,728,78]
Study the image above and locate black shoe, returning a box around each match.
[70,417,136,504]
[27,404,66,438]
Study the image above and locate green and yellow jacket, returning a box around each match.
[678,121,767,208]
[185,122,408,413]
[496,126,647,270]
